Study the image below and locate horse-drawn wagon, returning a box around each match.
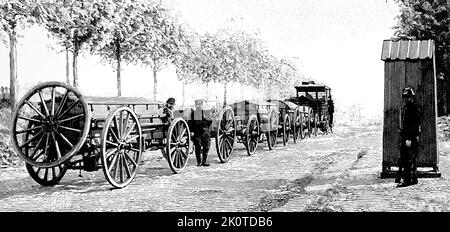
[267,99,306,145]
[289,81,332,136]
[228,100,279,156]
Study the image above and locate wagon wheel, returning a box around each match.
[11,81,90,168]
[245,114,259,156]
[266,109,278,150]
[216,106,236,163]
[313,113,319,137]
[23,122,67,186]
[101,106,142,188]
[306,109,313,138]
[292,108,303,143]
[167,117,191,173]
[282,114,291,146]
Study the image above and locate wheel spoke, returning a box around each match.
[44,168,48,181]
[118,111,123,139]
[125,135,139,144]
[58,125,82,133]
[122,121,136,141]
[51,132,62,159]
[52,167,56,179]
[57,99,80,120]
[108,127,119,143]
[106,141,119,147]
[58,114,84,124]
[113,115,121,138]
[178,125,186,141]
[51,87,56,116]
[29,133,46,160]
[18,115,42,124]
[37,90,50,117]
[55,89,69,117]
[180,149,187,158]
[16,125,43,134]
[108,151,119,173]
[122,111,130,136]
[113,153,121,180]
[43,133,50,160]
[24,100,46,119]
[122,154,132,178]
[105,147,119,159]
[120,154,125,183]
[54,130,73,148]
[124,151,138,167]
[19,129,44,149]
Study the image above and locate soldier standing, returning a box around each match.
[396,87,421,187]
[163,97,175,124]
[327,96,334,132]
[191,99,212,166]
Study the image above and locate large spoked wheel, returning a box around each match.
[216,106,236,163]
[313,113,319,137]
[306,109,313,138]
[101,106,142,189]
[282,114,291,146]
[245,114,259,156]
[266,109,278,150]
[167,117,191,173]
[11,81,90,168]
[23,122,67,186]
[292,108,303,143]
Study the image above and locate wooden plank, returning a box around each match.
[86,96,164,106]
[383,62,391,165]
[399,40,408,60]
[409,40,419,59]
[381,40,391,60]
[421,59,438,166]
[390,40,400,59]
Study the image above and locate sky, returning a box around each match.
[0,0,400,119]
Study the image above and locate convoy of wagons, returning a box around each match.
[10,81,333,188]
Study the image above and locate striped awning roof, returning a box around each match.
[381,39,434,61]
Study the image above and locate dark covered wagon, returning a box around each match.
[290,82,332,136]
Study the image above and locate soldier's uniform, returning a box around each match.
[327,97,334,131]
[163,97,175,124]
[397,87,421,187]
[191,99,212,166]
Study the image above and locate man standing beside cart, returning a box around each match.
[191,99,213,167]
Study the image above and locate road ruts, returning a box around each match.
[0,125,383,211]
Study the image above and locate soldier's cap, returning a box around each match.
[166,97,175,104]
[402,87,415,98]
[195,99,205,105]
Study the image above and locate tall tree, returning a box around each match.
[44,0,110,88]
[135,2,186,100]
[95,0,149,96]
[393,0,450,115]
[0,0,48,108]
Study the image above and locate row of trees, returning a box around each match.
[393,0,450,115]
[1,0,304,108]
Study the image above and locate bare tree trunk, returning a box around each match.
[65,46,70,85]
[115,38,122,97]
[182,81,186,107]
[153,58,158,100]
[9,29,18,109]
[204,82,209,100]
[72,39,79,88]
[223,82,227,106]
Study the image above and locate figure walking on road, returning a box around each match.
[396,87,421,187]
[191,99,212,166]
